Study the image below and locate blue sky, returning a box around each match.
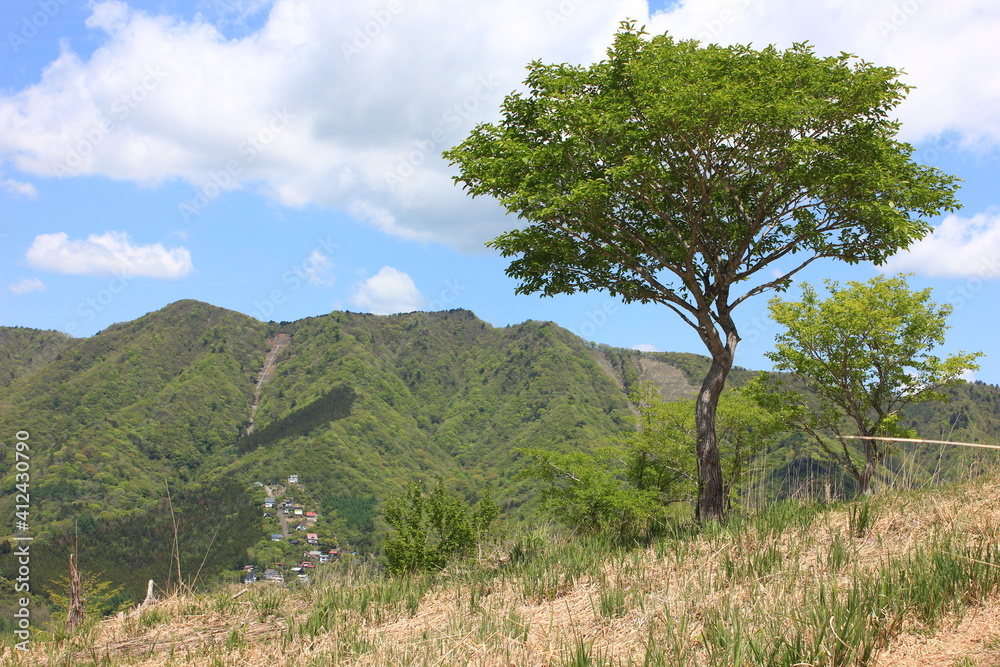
[1,0,999,384]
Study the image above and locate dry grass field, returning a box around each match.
[7,473,1000,666]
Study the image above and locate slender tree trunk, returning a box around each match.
[858,464,874,495]
[695,345,734,522]
[858,436,878,495]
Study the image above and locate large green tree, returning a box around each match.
[444,22,960,521]
[760,274,982,494]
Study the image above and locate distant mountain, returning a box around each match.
[0,301,268,533]
[0,326,72,388]
[0,299,996,601]
[0,301,694,598]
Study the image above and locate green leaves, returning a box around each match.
[446,23,960,316]
[517,381,789,533]
[763,274,983,492]
[768,275,980,409]
[515,447,665,540]
[382,480,499,574]
[447,22,960,519]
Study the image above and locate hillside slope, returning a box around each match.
[225,310,641,506]
[0,327,72,389]
[11,471,1000,666]
[0,301,267,534]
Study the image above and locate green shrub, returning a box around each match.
[382,480,498,574]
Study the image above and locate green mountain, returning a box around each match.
[0,301,268,533]
[0,327,72,389]
[0,299,997,603]
[0,301,679,600]
[230,310,637,502]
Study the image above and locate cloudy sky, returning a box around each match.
[2,0,999,384]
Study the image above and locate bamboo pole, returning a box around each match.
[836,435,1000,451]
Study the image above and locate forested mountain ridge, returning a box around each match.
[0,299,997,603]
[0,327,73,389]
[220,308,647,516]
[0,301,690,599]
[0,301,269,536]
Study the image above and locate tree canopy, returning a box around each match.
[758,274,982,493]
[445,22,961,520]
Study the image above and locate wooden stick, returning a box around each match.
[165,481,187,594]
[140,579,155,609]
[836,435,1000,451]
[66,553,84,633]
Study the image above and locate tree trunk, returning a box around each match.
[695,347,733,522]
[858,436,878,495]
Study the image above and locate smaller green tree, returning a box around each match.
[382,480,498,574]
[760,274,982,494]
[515,448,666,539]
[44,570,130,626]
[615,382,697,504]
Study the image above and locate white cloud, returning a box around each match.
[0,0,997,248]
[7,277,45,295]
[646,0,1000,147]
[881,211,1000,278]
[26,231,194,279]
[2,179,37,198]
[350,266,424,315]
[0,0,634,250]
[632,343,659,352]
[298,250,334,287]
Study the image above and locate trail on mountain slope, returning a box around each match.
[246,333,290,436]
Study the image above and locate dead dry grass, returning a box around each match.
[6,475,1000,666]
[873,600,1000,667]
